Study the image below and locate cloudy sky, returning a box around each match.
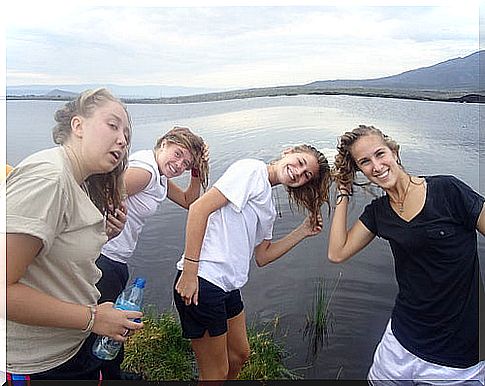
[4,0,480,90]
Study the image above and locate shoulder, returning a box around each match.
[10,147,66,183]
[426,175,474,192]
[129,149,154,163]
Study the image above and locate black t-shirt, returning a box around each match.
[360,175,485,368]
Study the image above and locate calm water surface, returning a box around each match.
[7,95,484,379]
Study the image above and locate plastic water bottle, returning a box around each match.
[92,277,146,360]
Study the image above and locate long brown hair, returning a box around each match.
[154,126,209,191]
[284,145,331,228]
[52,88,132,216]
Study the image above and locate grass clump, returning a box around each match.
[122,308,195,381]
[122,308,298,381]
[239,316,301,380]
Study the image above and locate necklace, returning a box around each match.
[390,175,412,214]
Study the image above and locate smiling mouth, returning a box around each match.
[287,166,296,182]
[168,164,178,175]
[374,169,389,179]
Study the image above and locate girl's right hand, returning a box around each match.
[175,272,199,306]
[92,302,143,342]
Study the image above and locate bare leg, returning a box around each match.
[226,311,250,380]
[191,331,229,382]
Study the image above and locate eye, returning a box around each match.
[175,151,181,158]
[109,123,118,130]
[376,151,385,157]
[360,159,369,166]
[305,172,312,180]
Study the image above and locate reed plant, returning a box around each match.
[303,272,342,362]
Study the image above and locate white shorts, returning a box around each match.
[368,319,484,385]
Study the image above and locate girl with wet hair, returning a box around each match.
[174,144,331,381]
[329,124,485,384]
[6,88,143,380]
[95,125,209,379]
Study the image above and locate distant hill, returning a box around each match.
[305,51,481,91]
[6,83,223,98]
[6,51,483,103]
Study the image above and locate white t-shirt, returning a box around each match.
[176,159,276,291]
[101,149,168,264]
[6,147,106,374]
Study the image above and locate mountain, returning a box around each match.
[305,51,481,91]
[6,83,223,98]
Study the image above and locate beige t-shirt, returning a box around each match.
[6,147,107,374]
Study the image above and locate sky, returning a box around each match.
[2,1,482,90]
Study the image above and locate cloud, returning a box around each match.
[5,4,479,88]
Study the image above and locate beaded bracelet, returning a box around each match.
[191,168,200,178]
[81,305,97,333]
[184,257,200,263]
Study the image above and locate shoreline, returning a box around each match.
[6,87,484,104]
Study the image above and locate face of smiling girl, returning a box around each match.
[155,141,194,178]
[274,151,319,188]
[350,134,402,189]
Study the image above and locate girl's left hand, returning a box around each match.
[106,201,127,240]
[301,214,323,237]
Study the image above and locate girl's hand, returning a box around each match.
[106,202,127,240]
[300,214,323,237]
[175,271,199,306]
[92,302,143,342]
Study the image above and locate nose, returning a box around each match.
[117,132,128,148]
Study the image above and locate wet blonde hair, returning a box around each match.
[332,124,400,191]
[52,88,132,215]
[284,144,331,228]
[154,126,209,191]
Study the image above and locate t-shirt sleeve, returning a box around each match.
[6,164,67,258]
[214,160,264,212]
[447,176,485,230]
[359,200,378,235]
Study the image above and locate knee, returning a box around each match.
[229,345,250,369]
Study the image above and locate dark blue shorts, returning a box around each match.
[173,271,244,339]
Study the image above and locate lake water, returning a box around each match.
[6,95,484,379]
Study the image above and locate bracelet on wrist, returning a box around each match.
[184,257,200,263]
[191,168,200,178]
[336,193,351,205]
[81,305,97,333]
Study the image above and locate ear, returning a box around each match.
[70,116,83,139]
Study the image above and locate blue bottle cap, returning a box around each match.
[134,277,146,288]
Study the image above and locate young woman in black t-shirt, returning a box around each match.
[328,125,485,384]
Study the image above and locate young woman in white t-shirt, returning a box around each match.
[95,126,209,379]
[174,144,331,381]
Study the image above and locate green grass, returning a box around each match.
[122,307,298,381]
[122,307,195,381]
[239,316,301,380]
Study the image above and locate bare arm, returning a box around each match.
[123,167,151,197]
[476,202,485,236]
[167,175,202,209]
[327,195,375,263]
[175,187,228,306]
[255,214,322,267]
[7,233,143,341]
